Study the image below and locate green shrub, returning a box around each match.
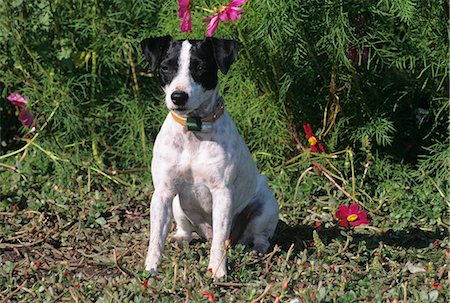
[0,0,448,229]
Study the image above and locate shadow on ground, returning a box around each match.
[272,220,449,253]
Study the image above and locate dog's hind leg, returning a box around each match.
[171,195,194,243]
[237,176,279,254]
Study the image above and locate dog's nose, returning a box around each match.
[171,91,188,106]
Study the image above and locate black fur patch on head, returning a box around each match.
[158,41,183,86]
[206,37,239,75]
[188,40,219,90]
[140,36,172,71]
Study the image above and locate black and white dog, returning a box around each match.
[140,36,278,279]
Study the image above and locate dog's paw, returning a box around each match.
[250,249,265,260]
[168,232,193,244]
[208,263,227,281]
[142,266,159,278]
[144,257,160,275]
[142,267,158,278]
[252,240,270,254]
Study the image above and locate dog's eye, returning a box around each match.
[197,65,205,72]
[161,65,169,72]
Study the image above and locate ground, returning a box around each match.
[0,185,448,302]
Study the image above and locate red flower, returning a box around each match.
[432,282,442,289]
[202,291,216,302]
[335,204,369,227]
[35,260,42,269]
[178,0,192,32]
[142,279,148,288]
[203,0,246,37]
[303,123,325,153]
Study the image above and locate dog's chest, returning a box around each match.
[153,117,238,188]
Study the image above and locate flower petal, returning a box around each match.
[7,92,28,109]
[178,0,190,17]
[349,219,361,226]
[227,9,242,22]
[180,9,192,32]
[228,0,246,7]
[336,205,349,219]
[357,211,370,224]
[18,110,35,127]
[348,204,360,214]
[338,218,349,227]
[218,11,228,22]
[202,15,213,22]
[178,0,190,7]
[202,291,216,302]
[204,15,220,37]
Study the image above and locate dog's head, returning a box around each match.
[141,36,239,114]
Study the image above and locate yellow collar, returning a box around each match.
[170,97,225,132]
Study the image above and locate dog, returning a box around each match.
[140,36,279,279]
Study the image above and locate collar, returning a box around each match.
[170,97,225,132]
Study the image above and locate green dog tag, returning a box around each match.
[186,117,202,131]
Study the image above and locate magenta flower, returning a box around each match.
[7,92,35,127]
[219,0,245,22]
[178,0,192,32]
[203,14,220,37]
[335,204,370,228]
[7,92,28,109]
[203,0,246,37]
[18,109,35,127]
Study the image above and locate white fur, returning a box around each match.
[145,41,279,280]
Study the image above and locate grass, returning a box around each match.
[0,180,448,303]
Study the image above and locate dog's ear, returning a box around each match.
[140,36,172,71]
[207,37,239,75]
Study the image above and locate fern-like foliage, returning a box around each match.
[0,0,447,229]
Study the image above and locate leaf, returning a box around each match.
[428,290,439,302]
[371,255,383,271]
[313,230,325,252]
[406,261,426,274]
[95,217,107,226]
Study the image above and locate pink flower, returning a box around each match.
[335,204,369,228]
[219,0,245,22]
[203,0,246,37]
[203,14,220,37]
[18,109,35,127]
[7,92,28,109]
[178,0,192,32]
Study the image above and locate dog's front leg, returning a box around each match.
[209,188,233,280]
[145,191,174,274]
